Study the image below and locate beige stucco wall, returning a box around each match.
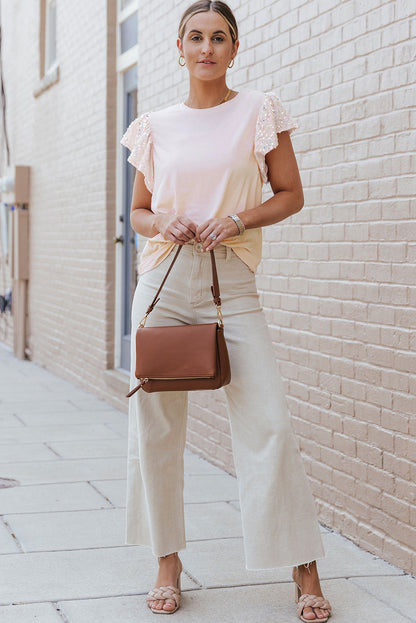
[0,0,415,575]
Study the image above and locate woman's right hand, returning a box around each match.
[154,214,197,244]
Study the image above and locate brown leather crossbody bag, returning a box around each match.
[126,245,231,397]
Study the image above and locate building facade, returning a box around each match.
[0,0,414,575]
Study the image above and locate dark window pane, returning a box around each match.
[120,12,138,54]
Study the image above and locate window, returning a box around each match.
[34,0,59,96]
[44,0,57,73]
[120,12,138,54]
[116,2,138,371]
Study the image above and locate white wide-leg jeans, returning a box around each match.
[126,242,325,570]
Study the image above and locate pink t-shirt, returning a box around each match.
[121,89,298,274]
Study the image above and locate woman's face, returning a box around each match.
[177,11,238,81]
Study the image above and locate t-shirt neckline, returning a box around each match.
[180,91,241,111]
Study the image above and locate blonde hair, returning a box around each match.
[178,1,238,44]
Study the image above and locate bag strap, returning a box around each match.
[139,244,223,328]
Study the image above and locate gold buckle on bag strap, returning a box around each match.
[139,312,149,328]
[216,305,224,327]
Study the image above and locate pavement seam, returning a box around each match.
[103,421,127,438]
[87,480,117,508]
[0,515,24,552]
[52,601,72,622]
[12,413,28,427]
[181,567,204,589]
[347,576,416,622]
[44,442,65,458]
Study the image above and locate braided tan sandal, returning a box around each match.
[294,562,332,622]
[146,555,182,615]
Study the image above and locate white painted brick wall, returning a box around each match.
[136,0,416,574]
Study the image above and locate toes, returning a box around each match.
[302,607,318,620]
[162,598,176,611]
[315,607,327,618]
[311,607,327,619]
[301,605,330,620]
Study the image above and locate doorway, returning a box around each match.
[119,65,138,371]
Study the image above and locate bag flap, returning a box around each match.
[136,323,218,379]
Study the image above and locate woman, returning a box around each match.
[121,1,332,620]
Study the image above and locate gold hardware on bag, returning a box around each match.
[216,306,224,327]
[139,313,149,328]
[126,377,149,398]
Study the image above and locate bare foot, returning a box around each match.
[148,552,182,612]
[292,561,330,620]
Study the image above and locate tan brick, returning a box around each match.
[356,441,383,468]
[367,424,394,452]
[356,523,384,555]
[394,352,416,374]
[382,539,413,573]
[336,453,368,481]
[367,465,395,495]
[311,461,333,485]
[394,434,416,461]
[330,357,354,379]
[308,351,331,373]
[379,283,408,305]
[366,385,393,409]
[380,369,409,392]
[333,469,356,496]
[355,401,381,425]
[378,243,407,263]
[342,340,367,361]
[367,344,396,369]
[381,409,409,434]
[330,394,355,416]
[380,326,410,349]
[394,477,416,505]
[392,392,416,416]
[331,318,354,340]
[320,411,343,434]
[352,243,378,261]
[383,452,411,480]
[343,416,368,439]
[368,304,396,325]
[395,306,416,330]
[341,378,367,401]
[334,432,356,456]
[354,363,381,385]
[308,388,331,409]
[355,320,381,342]
[319,446,346,472]
[342,300,368,321]
[356,481,382,509]
[370,507,398,536]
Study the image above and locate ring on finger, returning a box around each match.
[209,233,217,241]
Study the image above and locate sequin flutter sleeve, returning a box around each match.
[254,92,299,184]
[120,112,154,193]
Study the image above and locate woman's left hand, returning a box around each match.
[196,216,240,252]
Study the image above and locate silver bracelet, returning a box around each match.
[228,214,245,235]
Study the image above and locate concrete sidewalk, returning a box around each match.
[0,345,415,623]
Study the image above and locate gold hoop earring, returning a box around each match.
[178,56,186,67]
[228,59,235,68]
